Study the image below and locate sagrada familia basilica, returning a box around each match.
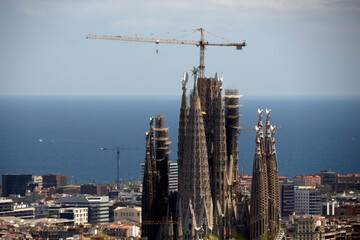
[141,72,281,240]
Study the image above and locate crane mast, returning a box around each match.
[86,28,246,78]
[199,28,205,78]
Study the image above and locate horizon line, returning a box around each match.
[0,94,359,100]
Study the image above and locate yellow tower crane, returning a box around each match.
[86,28,246,78]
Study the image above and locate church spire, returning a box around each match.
[179,72,212,224]
[178,72,189,200]
[141,119,156,239]
[250,110,269,240]
[211,73,228,212]
[250,109,281,239]
[265,110,280,236]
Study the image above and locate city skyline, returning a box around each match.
[0,0,359,97]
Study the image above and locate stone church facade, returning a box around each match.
[141,72,280,240]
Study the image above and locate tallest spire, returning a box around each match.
[179,71,212,225]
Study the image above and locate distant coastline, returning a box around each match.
[1,95,359,100]
[1,96,359,184]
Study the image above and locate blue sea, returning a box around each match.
[0,96,359,185]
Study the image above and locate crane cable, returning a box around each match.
[203,29,231,43]
[127,29,196,38]
[127,28,232,43]
[172,29,198,40]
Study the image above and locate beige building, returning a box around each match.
[104,224,141,238]
[114,205,141,223]
[286,214,325,240]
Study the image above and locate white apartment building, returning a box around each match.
[294,186,321,215]
[60,196,109,223]
[59,207,88,225]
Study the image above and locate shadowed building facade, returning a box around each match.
[141,115,173,240]
[2,174,32,197]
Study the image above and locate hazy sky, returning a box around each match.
[0,0,359,97]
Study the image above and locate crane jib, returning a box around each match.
[86,34,245,48]
[86,28,246,78]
